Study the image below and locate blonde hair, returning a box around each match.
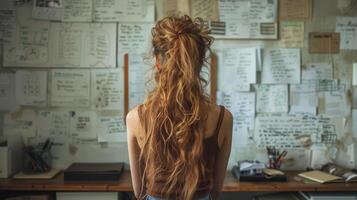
[138,15,213,200]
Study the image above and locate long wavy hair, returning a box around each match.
[138,15,213,200]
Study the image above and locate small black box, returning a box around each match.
[64,162,124,181]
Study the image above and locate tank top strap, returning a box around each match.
[213,105,225,143]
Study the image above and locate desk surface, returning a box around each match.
[1,171,357,192]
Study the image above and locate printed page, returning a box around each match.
[97,116,126,143]
[51,23,116,68]
[50,70,90,107]
[262,48,301,84]
[256,84,288,113]
[32,0,63,21]
[336,17,357,50]
[15,70,47,106]
[91,69,124,112]
[62,0,92,22]
[0,72,17,111]
[3,6,51,67]
[280,21,304,48]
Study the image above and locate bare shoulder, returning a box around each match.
[126,106,141,138]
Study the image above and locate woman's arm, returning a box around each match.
[126,108,143,199]
[211,110,233,200]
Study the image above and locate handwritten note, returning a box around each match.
[255,113,336,149]
[3,7,50,67]
[280,21,304,48]
[117,23,152,65]
[38,111,70,137]
[92,69,124,111]
[163,0,178,16]
[0,10,16,43]
[220,47,256,91]
[256,84,288,113]
[232,92,256,131]
[190,0,218,21]
[51,70,90,107]
[279,0,312,20]
[70,111,97,140]
[62,0,92,22]
[3,110,37,138]
[336,17,357,50]
[290,80,318,107]
[129,54,151,109]
[97,116,126,143]
[304,63,333,80]
[218,0,277,39]
[0,72,17,111]
[93,0,123,22]
[262,48,301,84]
[309,32,340,54]
[51,23,116,68]
[324,91,351,117]
[32,0,63,21]
[15,70,47,106]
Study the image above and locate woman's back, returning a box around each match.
[127,15,233,200]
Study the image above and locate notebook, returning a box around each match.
[298,170,343,183]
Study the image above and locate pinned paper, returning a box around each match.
[309,32,340,54]
[279,0,312,21]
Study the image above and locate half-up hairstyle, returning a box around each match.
[138,15,213,200]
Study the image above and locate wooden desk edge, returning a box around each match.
[1,171,357,192]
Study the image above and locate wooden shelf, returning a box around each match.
[1,171,357,192]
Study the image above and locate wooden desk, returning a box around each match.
[1,171,357,192]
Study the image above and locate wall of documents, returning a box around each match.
[0,0,357,170]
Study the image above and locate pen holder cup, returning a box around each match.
[23,148,52,174]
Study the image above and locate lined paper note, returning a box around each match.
[336,17,357,50]
[280,21,304,48]
[51,70,90,107]
[262,48,301,84]
[91,69,124,112]
[97,116,126,143]
[15,70,47,106]
[256,84,288,113]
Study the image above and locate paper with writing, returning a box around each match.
[0,72,17,111]
[304,63,333,80]
[15,70,47,106]
[255,113,337,149]
[353,63,357,86]
[70,111,97,140]
[190,0,218,21]
[308,32,340,54]
[324,91,351,117]
[279,0,312,21]
[218,0,277,39]
[262,48,300,84]
[62,0,92,22]
[290,105,316,115]
[117,23,152,66]
[353,87,357,109]
[353,110,357,138]
[51,23,116,68]
[3,110,37,137]
[256,84,288,113]
[38,111,70,137]
[3,7,51,67]
[280,21,304,48]
[97,116,126,143]
[0,10,16,43]
[336,17,357,50]
[32,0,62,21]
[91,69,124,112]
[129,54,151,110]
[51,70,90,107]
